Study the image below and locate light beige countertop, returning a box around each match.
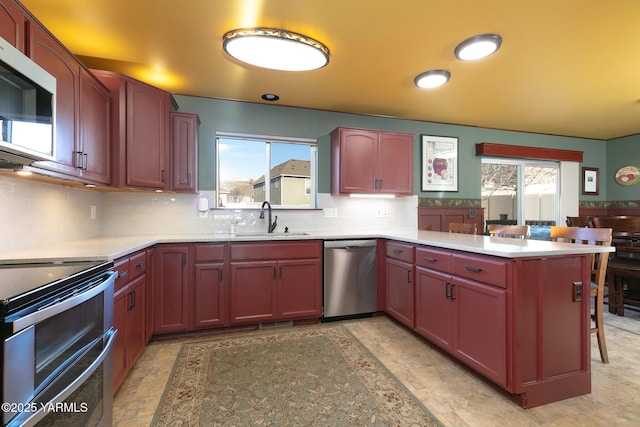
[0,230,614,264]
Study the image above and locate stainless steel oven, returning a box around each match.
[1,261,116,427]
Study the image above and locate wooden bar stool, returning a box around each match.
[550,226,613,363]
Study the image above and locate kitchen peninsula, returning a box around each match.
[0,231,613,408]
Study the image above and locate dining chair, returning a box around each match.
[549,226,613,363]
[566,216,593,227]
[448,222,477,234]
[487,224,530,239]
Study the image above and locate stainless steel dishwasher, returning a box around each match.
[323,239,377,319]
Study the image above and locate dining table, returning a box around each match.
[606,234,640,316]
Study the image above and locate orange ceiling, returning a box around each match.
[20,0,640,140]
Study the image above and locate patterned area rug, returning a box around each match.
[152,324,443,426]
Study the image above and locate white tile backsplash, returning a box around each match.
[0,175,417,250]
[0,176,104,252]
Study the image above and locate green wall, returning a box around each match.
[174,95,615,201]
[605,134,640,202]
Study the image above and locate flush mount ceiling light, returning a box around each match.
[454,34,502,61]
[261,93,280,101]
[222,27,330,71]
[414,70,451,89]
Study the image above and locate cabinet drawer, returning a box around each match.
[386,242,414,263]
[231,240,322,261]
[113,258,130,290]
[130,251,147,279]
[194,244,225,262]
[416,247,452,272]
[452,254,507,288]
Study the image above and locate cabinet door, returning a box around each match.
[332,128,378,194]
[415,267,453,349]
[112,286,128,392]
[145,249,155,341]
[28,21,79,174]
[126,274,146,367]
[277,259,322,319]
[0,0,25,49]
[154,246,189,333]
[378,132,414,194]
[78,69,110,184]
[170,112,198,192]
[453,276,507,387]
[386,257,414,328]
[192,262,226,328]
[230,262,276,324]
[126,79,169,189]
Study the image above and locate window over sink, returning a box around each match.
[216,132,317,209]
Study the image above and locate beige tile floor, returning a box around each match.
[113,310,640,426]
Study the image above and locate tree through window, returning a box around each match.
[481,158,559,225]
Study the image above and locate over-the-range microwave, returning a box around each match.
[0,36,56,166]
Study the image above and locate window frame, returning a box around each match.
[481,157,560,225]
[215,131,318,209]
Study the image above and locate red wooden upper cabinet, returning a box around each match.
[170,112,199,192]
[330,127,414,196]
[0,0,25,50]
[92,70,174,190]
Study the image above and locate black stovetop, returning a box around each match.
[0,260,113,316]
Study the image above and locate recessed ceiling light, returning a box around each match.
[414,70,451,89]
[261,93,280,101]
[454,34,502,61]
[223,27,330,71]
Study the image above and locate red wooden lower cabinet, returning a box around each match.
[389,239,591,408]
[229,241,322,325]
[386,258,415,328]
[191,244,226,329]
[154,245,190,334]
[277,259,323,319]
[452,276,506,387]
[415,267,507,387]
[230,262,277,324]
[112,251,148,392]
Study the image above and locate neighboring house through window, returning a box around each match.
[216,133,317,208]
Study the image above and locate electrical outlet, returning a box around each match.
[572,281,583,302]
[324,208,338,218]
[382,208,389,217]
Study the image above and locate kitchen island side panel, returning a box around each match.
[510,254,591,407]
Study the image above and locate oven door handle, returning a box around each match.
[16,327,117,427]
[10,271,117,334]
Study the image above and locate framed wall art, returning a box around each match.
[582,167,599,195]
[421,135,458,192]
[614,165,640,186]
